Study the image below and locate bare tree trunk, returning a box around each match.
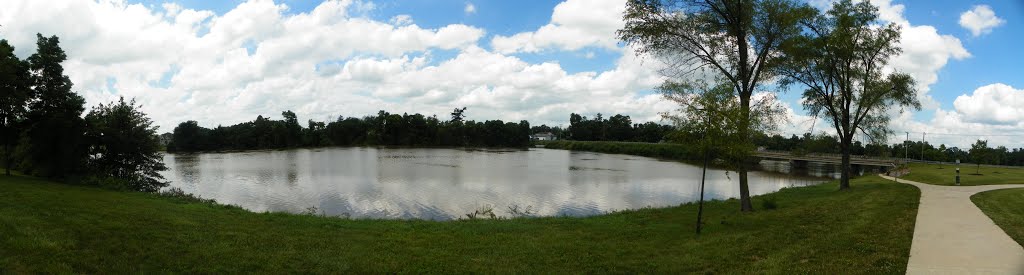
[839,136,852,190]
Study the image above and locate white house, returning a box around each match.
[531,132,557,141]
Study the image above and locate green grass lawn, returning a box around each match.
[1,174,918,274]
[971,188,1024,248]
[902,163,1024,186]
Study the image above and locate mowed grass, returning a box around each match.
[1,174,918,274]
[902,163,1024,186]
[971,188,1024,248]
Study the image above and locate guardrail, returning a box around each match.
[753,150,896,166]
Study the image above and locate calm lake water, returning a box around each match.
[161,147,833,220]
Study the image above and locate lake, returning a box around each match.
[161,147,832,220]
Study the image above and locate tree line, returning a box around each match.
[749,133,1022,166]
[168,108,531,152]
[1,34,166,192]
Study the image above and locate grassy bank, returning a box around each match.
[0,175,917,273]
[971,188,1024,247]
[540,140,701,162]
[903,163,1024,186]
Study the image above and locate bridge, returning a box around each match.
[753,150,898,168]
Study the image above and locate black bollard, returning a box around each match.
[956,168,960,186]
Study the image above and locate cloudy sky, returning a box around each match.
[0,0,1021,148]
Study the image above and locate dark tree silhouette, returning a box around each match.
[19,34,89,178]
[85,97,168,192]
[0,39,31,176]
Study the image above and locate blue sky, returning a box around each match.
[1,0,1021,147]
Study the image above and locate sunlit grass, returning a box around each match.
[0,175,917,273]
[902,162,1024,186]
[972,188,1024,247]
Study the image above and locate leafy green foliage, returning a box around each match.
[779,0,920,189]
[542,140,703,162]
[619,0,815,211]
[566,113,674,142]
[17,34,89,178]
[0,39,31,175]
[85,97,168,192]
[662,82,784,171]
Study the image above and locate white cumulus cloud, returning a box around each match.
[491,0,625,54]
[0,0,678,132]
[953,83,1024,125]
[959,5,1005,37]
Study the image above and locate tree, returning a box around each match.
[281,110,302,147]
[619,0,813,211]
[663,82,783,177]
[18,34,89,178]
[779,0,920,190]
[969,140,990,174]
[0,39,30,176]
[450,107,467,123]
[606,114,634,141]
[169,120,207,152]
[85,97,168,192]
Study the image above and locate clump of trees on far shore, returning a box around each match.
[0,34,167,192]
[167,108,531,152]
[169,111,678,153]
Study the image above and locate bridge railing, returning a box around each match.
[754,150,896,162]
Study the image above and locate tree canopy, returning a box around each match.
[0,39,31,175]
[619,0,814,211]
[85,97,168,192]
[779,0,920,189]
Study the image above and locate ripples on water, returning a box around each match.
[161,148,833,220]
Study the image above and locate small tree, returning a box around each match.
[969,139,990,175]
[663,81,784,174]
[85,97,168,192]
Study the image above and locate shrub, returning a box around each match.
[762,196,778,210]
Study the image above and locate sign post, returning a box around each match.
[955,159,961,186]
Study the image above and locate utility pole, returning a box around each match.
[921,132,926,161]
[905,132,909,165]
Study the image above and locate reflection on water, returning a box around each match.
[162,148,830,220]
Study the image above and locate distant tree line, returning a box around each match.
[751,132,1024,166]
[1,34,166,192]
[168,108,531,152]
[561,113,675,142]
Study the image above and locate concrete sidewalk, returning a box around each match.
[879,175,1024,274]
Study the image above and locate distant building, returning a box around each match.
[531,132,557,141]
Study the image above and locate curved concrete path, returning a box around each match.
[879,175,1024,274]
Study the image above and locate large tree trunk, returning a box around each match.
[839,135,852,190]
[738,93,753,212]
[739,163,753,211]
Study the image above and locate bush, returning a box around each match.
[542,140,702,162]
[79,175,134,191]
[159,187,217,204]
[762,196,778,210]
